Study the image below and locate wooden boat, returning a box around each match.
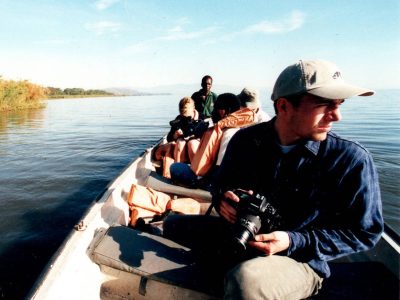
[28,139,400,299]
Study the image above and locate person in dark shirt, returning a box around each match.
[163,59,383,299]
[191,75,218,119]
[169,93,241,188]
[155,97,202,163]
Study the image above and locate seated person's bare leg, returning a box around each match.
[174,138,188,162]
[187,138,200,162]
[155,142,175,161]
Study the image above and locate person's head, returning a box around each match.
[212,93,241,123]
[237,87,261,110]
[179,97,195,118]
[270,59,374,145]
[201,75,213,94]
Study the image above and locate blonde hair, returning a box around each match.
[179,97,195,116]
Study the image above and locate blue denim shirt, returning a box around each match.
[212,118,384,277]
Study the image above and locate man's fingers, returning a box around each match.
[254,233,274,242]
[223,191,240,203]
[219,201,236,223]
[248,241,272,255]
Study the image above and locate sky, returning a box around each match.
[0,0,399,92]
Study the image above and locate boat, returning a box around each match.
[27,138,400,299]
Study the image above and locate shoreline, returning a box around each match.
[46,94,118,100]
[0,102,46,112]
[46,93,172,100]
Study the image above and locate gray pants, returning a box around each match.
[163,214,323,299]
[225,255,323,300]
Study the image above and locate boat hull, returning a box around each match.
[28,141,400,299]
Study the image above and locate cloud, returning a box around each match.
[123,41,152,54]
[244,10,305,34]
[121,11,305,54]
[160,25,217,41]
[35,39,70,45]
[123,24,217,54]
[95,0,120,10]
[85,21,121,35]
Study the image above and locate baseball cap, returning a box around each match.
[271,59,374,101]
[237,87,261,109]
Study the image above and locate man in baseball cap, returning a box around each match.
[163,59,383,299]
[268,59,375,143]
[271,59,374,101]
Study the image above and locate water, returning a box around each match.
[0,92,399,299]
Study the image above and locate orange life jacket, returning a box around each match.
[190,108,256,176]
[127,183,201,226]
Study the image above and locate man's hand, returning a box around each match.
[173,129,184,140]
[248,231,290,255]
[218,190,253,223]
[218,191,240,223]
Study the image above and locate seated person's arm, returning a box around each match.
[211,130,384,261]
[284,154,383,262]
[167,121,183,142]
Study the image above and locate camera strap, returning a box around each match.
[205,203,214,216]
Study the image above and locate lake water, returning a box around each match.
[0,92,399,299]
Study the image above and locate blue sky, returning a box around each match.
[0,0,399,91]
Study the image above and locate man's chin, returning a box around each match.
[311,132,328,142]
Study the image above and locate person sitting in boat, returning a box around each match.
[210,92,241,124]
[154,97,209,177]
[169,93,256,189]
[191,75,218,119]
[214,87,272,167]
[163,59,384,299]
[237,87,271,123]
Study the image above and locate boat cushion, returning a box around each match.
[145,171,212,202]
[91,225,222,296]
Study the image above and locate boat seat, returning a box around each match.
[146,170,212,199]
[91,225,222,299]
[91,226,399,300]
[144,171,214,215]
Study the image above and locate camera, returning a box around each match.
[169,117,209,138]
[231,190,282,250]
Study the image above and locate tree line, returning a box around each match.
[47,87,113,98]
[0,76,115,111]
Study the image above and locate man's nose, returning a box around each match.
[328,107,342,122]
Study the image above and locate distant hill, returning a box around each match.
[104,85,199,96]
[104,87,171,96]
[137,83,247,95]
[104,84,274,104]
[105,84,265,97]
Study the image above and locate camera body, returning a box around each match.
[169,116,209,138]
[231,190,282,250]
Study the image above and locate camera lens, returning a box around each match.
[231,214,262,250]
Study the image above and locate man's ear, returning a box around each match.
[277,98,288,113]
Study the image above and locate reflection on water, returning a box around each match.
[0,109,45,158]
[0,108,45,132]
[0,93,399,299]
[0,96,176,299]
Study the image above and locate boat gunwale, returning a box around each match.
[384,223,400,246]
[27,140,160,299]
[26,135,400,299]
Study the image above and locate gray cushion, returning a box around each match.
[91,225,222,295]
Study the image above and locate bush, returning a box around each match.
[0,77,48,111]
